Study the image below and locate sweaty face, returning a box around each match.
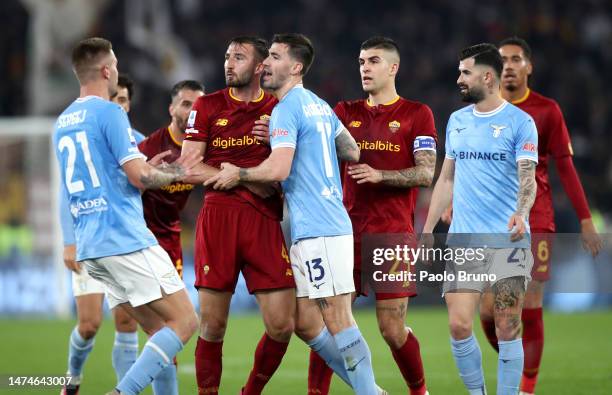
[225,42,258,88]
[111,86,130,112]
[499,44,532,92]
[262,43,294,92]
[359,48,397,94]
[457,58,486,103]
[170,89,204,132]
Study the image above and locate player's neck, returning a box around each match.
[274,77,302,101]
[367,87,398,106]
[79,82,110,101]
[502,84,529,103]
[229,83,263,103]
[168,123,185,144]
[475,92,505,113]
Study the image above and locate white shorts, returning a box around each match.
[83,245,185,309]
[71,265,106,297]
[290,235,355,299]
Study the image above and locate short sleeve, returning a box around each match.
[100,104,145,165]
[184,96,211,142]
[270,102,298,149]
[412,105,438,153]
[444,116,456,160]
[515,116,539,163]
[59,185,75,246]
[546,102,573,158]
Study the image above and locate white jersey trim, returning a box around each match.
[271,143,296,149]
[119,153,146,166]
[473,100,508,117]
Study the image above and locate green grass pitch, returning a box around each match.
[1,308,611,394]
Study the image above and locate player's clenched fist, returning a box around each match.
[252,118,270,145]
[507,213,527,242]
[347,163,383,184]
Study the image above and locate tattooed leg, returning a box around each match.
[492,276,526,341]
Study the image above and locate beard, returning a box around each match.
[459,84,485,103]
[226,71,252,88]
[261,73,282,91]
[503,81,518,92]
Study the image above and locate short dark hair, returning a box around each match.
[459,43,503,79]
[230,36,269,62]
[271,33,315,76]
[117,73,134,100]
[170,80,205,101]
[360,36,400,59]
[71,37,113,83]
[499,36,532,61]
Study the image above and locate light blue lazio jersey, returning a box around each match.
[53,96,157,261]
[445,101,538,248]
[270,85,353,243]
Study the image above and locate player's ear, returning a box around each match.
[526,61,533,77]
[254,62,265,75]
[168,103,173,118]
[291,62,303,76]
[390,62,399,77]
[101,64,111,80]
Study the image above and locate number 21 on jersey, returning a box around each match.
[58,131,100,193]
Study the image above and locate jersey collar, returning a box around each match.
[511,88,531,105]
[167,126,182,147]
[228,87,265,103]
[473,100,508,117]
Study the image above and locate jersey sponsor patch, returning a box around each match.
[187,110,197,127]
[413,135,436,152]
[522,142,537,153]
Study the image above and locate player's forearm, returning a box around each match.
[555,156,591,220]
[423,177,454,232]
[239,159,289,183]
[138,164,182,189]
[335,129,360,162]
[380,150,436,188]
[515,159,537,217]
[182,162,219,184]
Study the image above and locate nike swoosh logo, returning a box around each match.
[347,357,366,372]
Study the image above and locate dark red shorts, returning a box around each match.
[156,232,184,278]
[354,231,417,300]
[194,199,295,293]
[530,230,554,282]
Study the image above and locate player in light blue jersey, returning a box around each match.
[206,33,383,395]
[423,44,538,395]
[55,37,202,395]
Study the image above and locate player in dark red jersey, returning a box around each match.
[307,37,435,395]
[477,37,603,395]
[139,79,204,278]
[180,36,295,395]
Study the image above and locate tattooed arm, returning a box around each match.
[508,159,537,241]
[347,150,436,187]
[335,128,360,162]
[122,149,203,190]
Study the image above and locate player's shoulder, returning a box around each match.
[449,104,474,121]
[195,89,228,108]
[527,90,564,115]
[335,98,366,112]
[143,126,166,142]
[396,97,434,116]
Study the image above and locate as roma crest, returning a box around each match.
[388,120,401,133]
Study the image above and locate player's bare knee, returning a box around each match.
[78,319,101,340]
[524,280,544,309]
[378,319,407,349]
[495,316,522,341]
[449,318,473,340]
[200,315,228,341]
[265,315,294,342]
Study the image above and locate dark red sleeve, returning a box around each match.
[184,96,210,142]
[546,101,573,158]
[333,102,348,125]
[137,134,154,159]
[555,155,591,220]
[413,104,437,140]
